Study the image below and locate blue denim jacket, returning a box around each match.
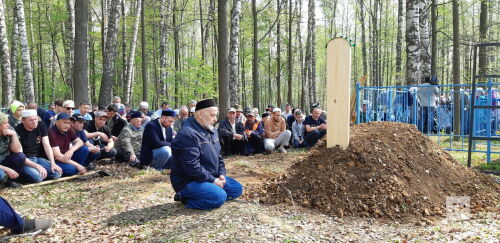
[170,117,226,192]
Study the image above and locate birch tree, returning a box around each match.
[73,0,89,104]
[15,0,35,102]
[0,0,13,105]
[306,0,316,104]
[395,0,404,85]
[159,0,169,99]
[405,0,420,85]
[419,0,431,79]
[98,0,120,107]
[123,0,141,104]
[64,0,75,87]
[228,0,241,106]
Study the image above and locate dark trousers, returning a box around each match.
[116,149,140,163]
[304,129,326,147]
[0,197,24,233]
[56,146,90,176]
[1,153,27,173]
[220,136,248,156]
[247,134,265,154]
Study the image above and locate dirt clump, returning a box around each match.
[247,122,500,219]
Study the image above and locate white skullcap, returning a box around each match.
[140,101,148,109]
[272,108,282,113]
[22,109,37,118]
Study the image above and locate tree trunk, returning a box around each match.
[0,0,13,106]
[419,0,431,79]
[98,0,120,107]
[430,0,437,77]
[10,7,19,102]
[73,0,89,105]
[276,0,282,108]
[15,0,35,102]
[37,2,45,104]
[370,0,379,86]
[452,0,460,135]
[159,0,169,99]
[298,0,306,111]
[359,0,368,80]
[64,0,75,88]
[405,0,420,85]
[306,0,316,104]
[199,0,206,62]
[395,0,404,85]
[478,0,488,77]
[287,0,293,105]
[217,0,229,119]
[123,0,141,104]
[173,0,180,107]
[228,0,241,107]
[251,0,259,109]
[120,0,126,93]
[141,0,147,101]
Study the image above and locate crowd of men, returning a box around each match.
[0,97,327,234]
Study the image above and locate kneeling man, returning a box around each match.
[140,109,175,170]
[171,99,243,210]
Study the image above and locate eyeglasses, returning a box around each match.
[66,107,75,110]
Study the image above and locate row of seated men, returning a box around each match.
[0,99,327,188]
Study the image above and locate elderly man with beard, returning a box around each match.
[115,111,144,165]
[170,99,243,210]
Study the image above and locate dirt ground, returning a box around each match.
[0,149,498,242]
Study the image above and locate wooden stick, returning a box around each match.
[23,170,104,188]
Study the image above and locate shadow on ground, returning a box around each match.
[105,202,208,226]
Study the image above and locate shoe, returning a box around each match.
[278,147,287,154]
[264,150,272,155]
[15,217,53,234]
[6,180,22,188]
[173,194,187,205]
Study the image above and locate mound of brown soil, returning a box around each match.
[247,122,499,219]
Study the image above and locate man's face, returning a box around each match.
[162,104,170,109]
[125,106,131,112]
[106,110,116,119]
[285,106,291,112]
[294,113,302,121]
[71,120,84,131]
[0,121,9,132]
[22,116,38,131]
[96,116,107,128]
[180,110,188,119]
[272,112,281,122]
[130,117,143,128]
[64,106,74,116]
[55,105,64,113]
[227,111,236,121]
[235,111,242,118]
[56,119,71,132]
[312,109,321,120]
[197,107,218,129]
[246,115,255,124]
[113,98,121,104]
[27,103,37,110]
[160,116,175,127]
[80,104,90,115]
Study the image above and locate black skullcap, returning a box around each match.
[161,109,176,117]
[107,104,118,112]
[262,112,270,118]
[130,111,143,119]
[195,99,217,111]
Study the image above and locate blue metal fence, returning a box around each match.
[355,79,500,163]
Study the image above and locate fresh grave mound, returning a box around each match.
[247,122,500,219]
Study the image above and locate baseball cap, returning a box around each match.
[69,114,84,121]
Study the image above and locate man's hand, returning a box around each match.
[89,145,100,153]
[4,168,19,179]
[319,124,327,130]
[111,136,118,141]
[129,154,137,162]
[36,166,48,180]
[99,132,109,142]
[2,129,16,137]
[213,178,224,188]
[219,175,226,185]
[233,134,243,140]
[299,140,303,145]
[51,163,63,175]
[75,164,87,175]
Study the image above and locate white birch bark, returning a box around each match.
[405,0,420,85]
[15,0,35,102]
[123,1,141,104]
[228,0,241,106]
[0,0,13,105]
[419,0,431,79]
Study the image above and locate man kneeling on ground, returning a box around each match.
[171,99,243,210]
[140,109,175,170]
[48,113,89,176]
[115,111,144,165]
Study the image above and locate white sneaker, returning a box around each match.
[278,147,287,154]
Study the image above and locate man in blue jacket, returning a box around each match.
[140,109,175,170]
[171,99,243,210]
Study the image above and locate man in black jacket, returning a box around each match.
[106,104,128,140]
[217,108,248,156]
